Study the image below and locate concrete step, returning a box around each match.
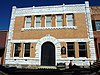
[38,66,57,69]
[0,71,8,75]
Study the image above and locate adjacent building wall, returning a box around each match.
[0,30,8,64]
[91,6,100,59]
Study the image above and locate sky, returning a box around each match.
[0,0,100,30]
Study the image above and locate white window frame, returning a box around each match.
[67,42,75,57]
[45,15,52,27]
[66,14,74,26]
[25,16,31,28]
[23,43,30,58]
[56,14,62,27]
[78,42,87,57]
[13,43,20,58]
[35,15,41,28]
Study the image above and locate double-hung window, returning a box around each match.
[57,14,62,27]
[14,43,21,57]
[79,42,87,57]
[67,42,75,57]
[25,16,31,28]
[24,43,30,57]
[35,16,41,27]
[46,15,52,27]
[95,20,100,30]
[67,14,74,26]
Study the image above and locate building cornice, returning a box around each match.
[14,4,86,16]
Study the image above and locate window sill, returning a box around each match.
[7,57,39,60]
[96,30,100,31]
[21,26,77,31]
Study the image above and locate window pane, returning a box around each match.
[79,51,87,57]
[14,43,21,57]
[67,42,74,49]
[25,16,31,28]
[36,23,41,27]
[96,20,100,30]
[26,22,31,28]
[67,14,73,20]
[79,42,87,57]
[26,17,31,22]
[36,16,41,27]
[67,20,73,26]
[57,22,62,27]
[24,43,30,57]
[67,14,74,26]
[79,44,86,50]
[46,16,51,21]
[57,15,62,27]
[36,16,40,22]
[46,22,52,27]
[57,15,62,21]
[67,42,75,57]
[68,51,75,57]
[46,15,52,27]
[0,48,4,57]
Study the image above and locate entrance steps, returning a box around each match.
[38,66,57,69]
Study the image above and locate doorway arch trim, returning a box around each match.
[35,34,61,65]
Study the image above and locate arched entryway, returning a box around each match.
[41,42,55,66]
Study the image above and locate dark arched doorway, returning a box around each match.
[41,42,55,66]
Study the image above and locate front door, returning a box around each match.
[41,42,55,66]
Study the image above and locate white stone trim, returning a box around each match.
[13,43,15,58]
[34,16,36,28]
[21,26,77,31]
[11,38,89,43]
[5,57,95,66]
[5,58,39,65]
[85,1,96,60]
[6,6,16,59]
[35,35,61,65]
[15,4,86,16]
[5,58,95,66]
[44,16,46,27]
[24,17,27,28]
[23,43,25,58]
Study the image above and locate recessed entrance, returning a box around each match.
[41,42,55,66]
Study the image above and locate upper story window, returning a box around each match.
[22,14,77,31]
[79,42,87,57]
[66,14,74,26]
[25,16,31,28]
[57,14,62,27]
[24,43,30,57]
[67,42,75,57]
[14,43,21,57]
[46,15,52,27]
[35,15,41,27]
[95,20,100,30]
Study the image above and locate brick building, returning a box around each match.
[91,6,100,60]
[5,1,96,68]
[0,30,8,64]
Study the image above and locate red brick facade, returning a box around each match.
[91,6,100,59]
